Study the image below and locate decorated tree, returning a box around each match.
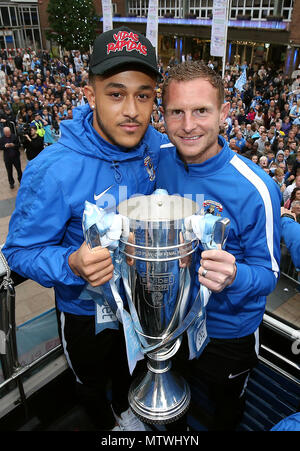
[47,0,98,51]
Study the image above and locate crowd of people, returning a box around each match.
[220,61,300,224]
[0,48,90,187]
[0,48,88,145]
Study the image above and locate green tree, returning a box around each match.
[47,0,98,51]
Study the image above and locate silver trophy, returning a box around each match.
[117,193,230,424]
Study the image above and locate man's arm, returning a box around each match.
[281,207,300,268]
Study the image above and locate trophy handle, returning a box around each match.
[204,217,230,250]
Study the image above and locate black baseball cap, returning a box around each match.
[90,26,162,80]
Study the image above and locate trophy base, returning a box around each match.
[128,360,191,425]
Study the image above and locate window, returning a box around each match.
[127,0,294,21]
[33,29,41,50]
[159,0,181,18]
[128,0,148,17]
[112,3,117,14]
[31,8,38,25]
[283,0,294,20]
[13,30,22,49]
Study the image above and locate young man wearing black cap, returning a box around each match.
[2,27,169,431]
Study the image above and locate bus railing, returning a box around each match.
[0,245,299,421]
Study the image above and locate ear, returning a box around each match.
[84,84,95,110]
[220,101,230,125]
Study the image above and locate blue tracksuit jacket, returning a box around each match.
[3,104,169,316]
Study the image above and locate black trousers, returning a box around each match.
[56,310,133,430]
[172,332,259,431]
[4,154,22,186]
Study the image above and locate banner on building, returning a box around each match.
[210,0,228,58]
[146,0,159,53]
[102,0,113,32]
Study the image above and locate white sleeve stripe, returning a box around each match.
[230,155,279,276]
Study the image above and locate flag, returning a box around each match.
[234,69,247,92]
[146,0,159,54]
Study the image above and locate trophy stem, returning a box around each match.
[128,356,191,425]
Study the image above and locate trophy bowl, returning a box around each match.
[118,193,200,424]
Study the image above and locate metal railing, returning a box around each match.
[0,249,64,420]
[280,241,300,285]
[0,251,19,380]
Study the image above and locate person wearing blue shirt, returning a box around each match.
[157,61,281,431]
[28,79,36,93]
[30,56,41,71]
[2,27,169,432]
